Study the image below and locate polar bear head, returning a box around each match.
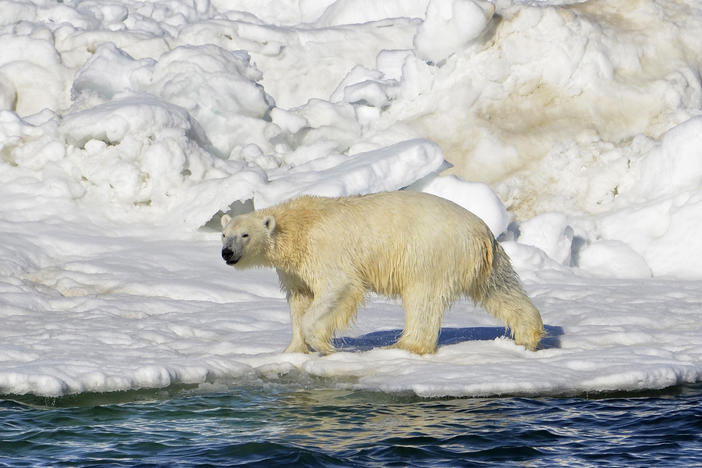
[220,213,276,269]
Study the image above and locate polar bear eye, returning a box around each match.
[241,233,249,238]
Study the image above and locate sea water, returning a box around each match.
[2,383,701,467]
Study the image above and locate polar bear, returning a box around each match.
[220,191,544,354]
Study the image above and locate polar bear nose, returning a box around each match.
[221,248,235,263]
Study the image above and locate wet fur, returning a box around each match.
[221,191,545,354]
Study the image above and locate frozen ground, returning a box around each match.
[1,0,701,397]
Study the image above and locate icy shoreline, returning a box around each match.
[1,229,700,398]
[2,0,702,397]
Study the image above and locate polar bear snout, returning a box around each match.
[221,247,240,265]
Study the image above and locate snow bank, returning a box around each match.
[408,174,509,236]
[0,233,699,398]
[315,0,430,27]
[414,0,495,64]
[1,0,702,398]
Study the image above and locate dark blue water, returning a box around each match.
[2,383,701,467]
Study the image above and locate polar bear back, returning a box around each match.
[263,191,493,300]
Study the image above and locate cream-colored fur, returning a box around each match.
[221,191,545,354]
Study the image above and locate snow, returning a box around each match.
[413,0,495,64]
[1,0,701,398]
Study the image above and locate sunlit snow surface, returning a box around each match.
[1,0,701,397]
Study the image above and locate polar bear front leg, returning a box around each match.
[300,298,337,354]
[284,291,312,353]
[300,283,362,354]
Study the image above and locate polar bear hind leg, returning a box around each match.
[479,241,545,350]
[394,286,447,354]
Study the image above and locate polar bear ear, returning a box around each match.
[263,215,276,234]
[220,214,232,229]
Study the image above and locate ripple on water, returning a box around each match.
[1,384,701,466]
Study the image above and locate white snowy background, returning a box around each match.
[1,0,701,397]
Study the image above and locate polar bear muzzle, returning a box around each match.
[221,246,241,265]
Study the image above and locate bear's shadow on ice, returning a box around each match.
[333,325,563,352]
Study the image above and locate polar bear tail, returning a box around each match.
[479,238,545,351]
